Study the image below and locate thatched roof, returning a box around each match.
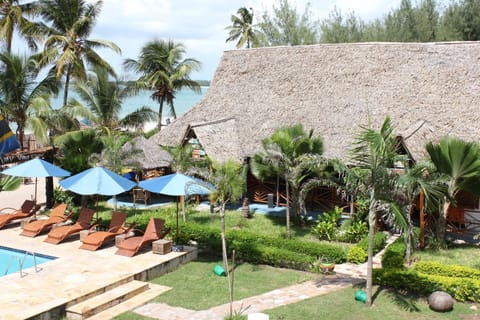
[152,42,480,163]
[122,136,172,169]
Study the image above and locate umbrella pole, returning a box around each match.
[176,197,179,244]
[34,177,38,205]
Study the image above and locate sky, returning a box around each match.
[84,0,403,80]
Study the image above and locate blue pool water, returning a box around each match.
[0,246,56,276]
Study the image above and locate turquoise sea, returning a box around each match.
[51,86,208,120]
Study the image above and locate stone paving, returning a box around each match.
[133,237,398,320]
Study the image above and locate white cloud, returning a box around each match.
[87,0,402,80]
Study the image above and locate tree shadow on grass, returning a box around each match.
[374,286,421,312]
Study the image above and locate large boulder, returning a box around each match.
[428,291,454,312]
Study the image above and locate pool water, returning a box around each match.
[0,246,56,276]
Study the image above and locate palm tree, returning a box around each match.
[346,116,400,306]
[71,66,157,133]
[251,124,324,239]
[38,0,121,107]
[208,159,245,318]
[123,39,201,130]
[0,52,57,147]
[0,0,42,52]
[226,7,258,48]
[426,136,480,241]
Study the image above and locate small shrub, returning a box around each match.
[312,206,342,241]
[357,232,388,254]
[381,236,406,269]
[347,246,368,264]
[342,220,368,243]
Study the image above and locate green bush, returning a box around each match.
[414,261,480,279]
[374,268,480,302]
[340,220,368,243]
[347,246,368,264]
[357,232,388,254]
[312,206,342,241]
[381,236,406,269]
[175,222,348,269]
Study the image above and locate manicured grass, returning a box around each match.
[148,255,314,310]
[265,286,479,320]
[413,244,480,269]
[113,312,157,320]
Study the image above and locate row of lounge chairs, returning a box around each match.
[0,200,170,257]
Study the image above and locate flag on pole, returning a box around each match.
[0,115,20,156]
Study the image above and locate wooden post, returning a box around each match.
[420,190,425,248]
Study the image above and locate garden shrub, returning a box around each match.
[381,236,406,269]
[347,246,368,264]
[311,206,342,241]
[176,221,348,269]
[414,261,480,279]
[341,220,368,243]
[357,232,388,254]
[373,263,480,302]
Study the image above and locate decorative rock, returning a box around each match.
[428,291,454,312]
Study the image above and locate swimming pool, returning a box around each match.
[0,246,57,276]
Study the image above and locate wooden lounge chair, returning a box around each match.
[44,208,95,244]
[20,204,70,237]
[0,200,38,229]
[115,218,170,257]
[132,188,150,205]
[79,211,134,251]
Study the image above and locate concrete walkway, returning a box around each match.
[133,236,398,319]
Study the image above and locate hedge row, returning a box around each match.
[414,261,480,279]
[347,232,388,264]
[381,236,406,269]
[374,268,480,302]
[176,222,348,270]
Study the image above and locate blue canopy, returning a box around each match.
[2,158,70,178]
[138,173,212,196]
[60,167,136,196]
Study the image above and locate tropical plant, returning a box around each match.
[0,0,42,52]
[38,0,120,107]
[426,136,480,241]
[0,52,57,147]
[54,129,103,173]
[208,159,245,319]
[225,7,258,48]
[344,116,402,306]
[312,206,342,241]
[256,0,319,46]
[123,39,201,130]
[0,174,21,191]
[251,124,324,239]
[71,65,157,132]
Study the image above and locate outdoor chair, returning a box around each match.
[0,200,38,229]
[44,208,95,244]
[20,203,70,237]
[115,217,170,257]
[79,211,135,251]
[132,188,150,205]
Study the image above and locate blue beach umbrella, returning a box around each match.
[60,167,136,218]
[139,173,212,243]
[2,158,71,204]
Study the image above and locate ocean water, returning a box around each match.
[51,86,208,120]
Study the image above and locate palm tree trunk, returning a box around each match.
[157,99,164,130]
[63,71,71,108]
[286,178,291,239]
[438,200,450,242]
[220,202,233,318]
[366,191,376,307]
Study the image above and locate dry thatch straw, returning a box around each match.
[122,136,172,169]
[152,42,480,163]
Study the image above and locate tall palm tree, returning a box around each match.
[251,124,324,239]
[0,0,42,52]
[71,65,157,132]
[38,0,120,107]
[123,39,201,130]
[346,116,400,306]
[426,136,480,241]
[226,7,258,48]
[0,52,57,147]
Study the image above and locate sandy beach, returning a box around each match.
[0,177,55,211]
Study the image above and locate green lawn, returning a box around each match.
[412,244,480,269]
[265,285,479,320]
[148,255,314,310]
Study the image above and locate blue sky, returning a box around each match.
[38,0,411,80]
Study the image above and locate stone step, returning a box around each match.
[88,283,171,320]
[66,280,149,319]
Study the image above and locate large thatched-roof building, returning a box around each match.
[152,41,480,164]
